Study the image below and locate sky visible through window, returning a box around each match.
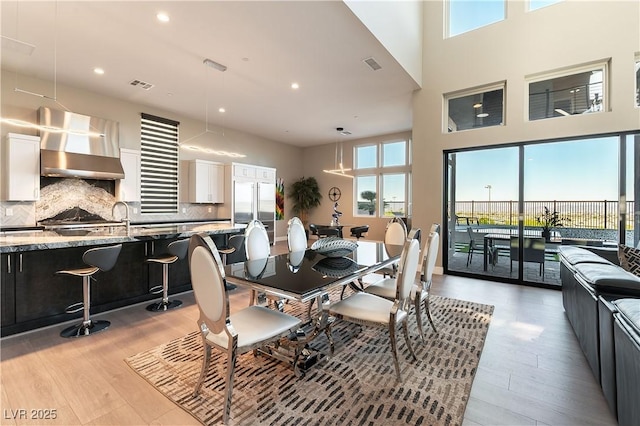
[449,0,562,37]
[453,137,630,202]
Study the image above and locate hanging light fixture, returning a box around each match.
[180,58,245,158]
[323,127,354,178]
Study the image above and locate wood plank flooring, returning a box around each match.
[0,241,617,425]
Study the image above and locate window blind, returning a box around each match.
[140,113,179,214]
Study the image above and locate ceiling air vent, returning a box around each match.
[363,57,382,71]
[129,79,154,90]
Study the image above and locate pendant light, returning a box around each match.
[323,127,354,178]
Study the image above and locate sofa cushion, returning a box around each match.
[618,244,640,278]
[574,263,640,293]
[613,298,640,336]
[559,246,613,266]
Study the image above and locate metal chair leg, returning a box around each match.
[192,335,211,397]
[389,322,402,382]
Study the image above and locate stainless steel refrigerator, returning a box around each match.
[233,180,275,244]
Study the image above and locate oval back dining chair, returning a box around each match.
[244,219,270,260]
[414,229,440,340]
[328,238,421,382]
[287,217,307,252]
[188,233,302,425]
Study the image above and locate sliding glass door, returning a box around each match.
[446,147,519,281]
[445,133,633,288]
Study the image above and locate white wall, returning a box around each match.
[412,0,640,265]
[344,0,423,87]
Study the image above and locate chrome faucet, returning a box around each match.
[112,201,130,234]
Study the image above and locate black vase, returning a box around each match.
[542,229,551,242]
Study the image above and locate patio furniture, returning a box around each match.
[510,236,546,278]
[467,227,496,268]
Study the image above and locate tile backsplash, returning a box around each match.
[1,178,223,227]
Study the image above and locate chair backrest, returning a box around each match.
[395,239,421,302]
[430,223,441,235]
[385,217,408,246]
[287,217,307,252]
[408,228,422,244]
[244,220,270,260]
[225,234,247,264]
[309,223,319,236]
[83,244,122,271]
[422,231,440,286]
[350,225,369,239]
[168,238,190,259]
[511,236,545,263]
[188,233,228,335]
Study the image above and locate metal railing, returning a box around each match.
[454,200,635,230]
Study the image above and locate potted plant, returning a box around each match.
[288,176,322,235]
[536,206,569,242]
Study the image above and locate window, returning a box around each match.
[140,113,179,214]
[355,144,377,169]
[446,84,505,132]
[354,140,411,217]
[528,0,562,11]
[528,64,606,120]
[447,0,505,37]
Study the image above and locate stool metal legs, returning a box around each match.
[147,263,182,311]
[60,276,110,338]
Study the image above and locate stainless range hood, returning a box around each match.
[39,107,125,179]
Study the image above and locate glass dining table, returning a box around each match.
[224,240,404,375]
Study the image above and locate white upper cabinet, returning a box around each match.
[255,166,276,183]
[115,148,141,202]
[4,133,40,201]
[189,160,224,203]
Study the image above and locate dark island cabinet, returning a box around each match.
[0,240,168,337]
[1,253,17,326]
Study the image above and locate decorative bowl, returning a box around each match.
[312,257,361,278]
[311,237,358,257]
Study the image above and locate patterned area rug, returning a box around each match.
[125,295,493,426]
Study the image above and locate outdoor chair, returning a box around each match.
[510,236,546,278]
[467,227,496,268]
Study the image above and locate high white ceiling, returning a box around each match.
[1,1,419,147]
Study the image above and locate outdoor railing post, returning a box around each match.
[604,200,607,229]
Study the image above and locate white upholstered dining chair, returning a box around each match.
[380,217,408,278]
[188,233,301,425]
[364,226,440,340]
[327,238,420,382]
[287,217,307,252]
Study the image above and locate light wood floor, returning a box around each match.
[0,241,617,425]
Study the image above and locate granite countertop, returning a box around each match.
[0,221,245,253]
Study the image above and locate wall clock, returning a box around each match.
[328,187,341,202]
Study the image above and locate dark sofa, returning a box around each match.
[559,246,640,425]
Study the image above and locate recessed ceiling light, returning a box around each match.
[291,82,299,90]
[473,103,482,108]
[477,113,489,118]
[93,68,105,75]
[157,12,170,23]
[218,107,226,113]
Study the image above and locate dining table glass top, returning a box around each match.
[224,240,404,302]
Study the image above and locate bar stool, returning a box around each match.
[350,225,369,240]
[146,238,189,311]
[59,244,122,338]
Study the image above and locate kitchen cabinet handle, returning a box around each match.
[7,255,11,274]
[18,254,22,272]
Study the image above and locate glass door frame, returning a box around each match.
[442,130,638,289]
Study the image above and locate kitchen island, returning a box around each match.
[1,221,244,337]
